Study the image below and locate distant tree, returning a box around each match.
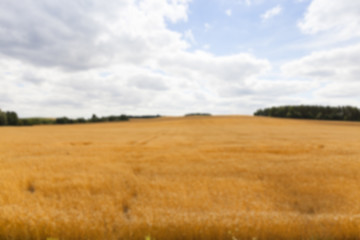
[75,118,86,123]
[6,111,19,126]
[119,114,129,121]
[18,119,31,126]
[126,115,159,119]
[185,113,212,117]
[0,109,143,127]
[0,110,7,125]
[91,114,99,122]
[254,105,360,122]
[55,117,74,124]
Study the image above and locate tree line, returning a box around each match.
[185,113,212,117]
[254,105,360,121]
[0,109,161,126]
[55,114,130,124]
[0,111,19,126]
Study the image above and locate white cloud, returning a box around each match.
[239,0,252,6]
[204,23,212,32]
[127,74,169,91]
[1,0,342,117]
[280,41,360,106]
[184,29,196,45]
[217,79,316,98]
[203,44,211,50]
[0,0,279,117]
[0,0,191,70]
[158,51,271,83]
[225,9,232,16]
[282,44,360,82]
[299,0,360,41]
[315,82,360,99]
[261,5,282,21]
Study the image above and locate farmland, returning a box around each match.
[1,116,360,240]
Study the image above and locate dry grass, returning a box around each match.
[1,116,360,240]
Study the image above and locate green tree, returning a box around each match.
[254,105,360,121]
[6,111,19,126]
[91,114,99,122]
[0,110,7,125]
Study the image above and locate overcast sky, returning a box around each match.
[0,0,359,117]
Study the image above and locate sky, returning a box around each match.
[0,0,360,118]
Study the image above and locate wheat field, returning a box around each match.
[1,116,360,240]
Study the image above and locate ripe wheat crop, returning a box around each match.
[1,116,360,240]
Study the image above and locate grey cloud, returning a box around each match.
[128,75,169,91]
[2,0,341,117]
[0,92,12,103]
[315,83,360,98]
[159,51,270,83]
[282,44,360,82]
[250,80,317,96]
[0,1,101,69]
[216,79,316,99]
[22,73,45,85]
[305,70,334,78]
[41,98,85,108]
[218,86,254,98]
[0,0,188,70]
[107,91,147,106]
[57,74,152,107]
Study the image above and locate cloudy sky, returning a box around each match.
[0,0,359,118]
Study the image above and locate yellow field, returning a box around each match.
[1,116,360,240]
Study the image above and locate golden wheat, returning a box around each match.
[1,116,360,239]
